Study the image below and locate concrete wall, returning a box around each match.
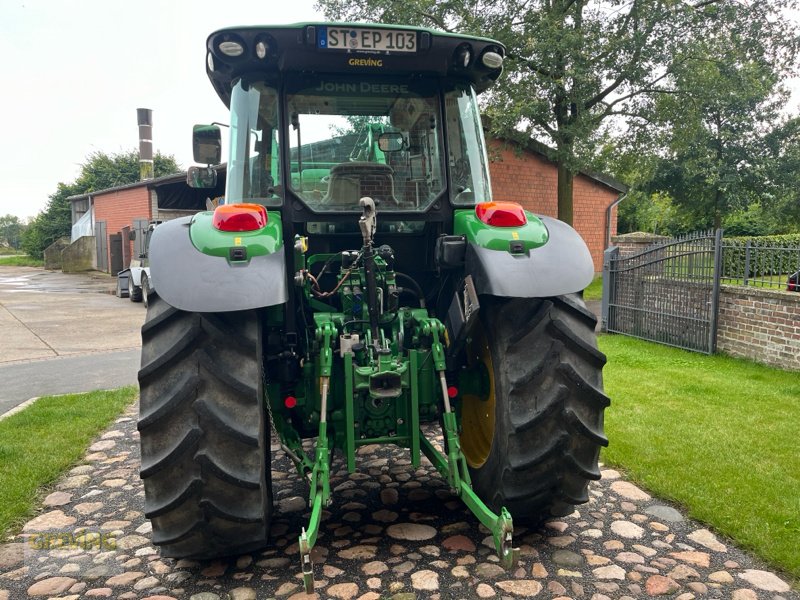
[611,232,671,257]
[488,140,620,272]
[61,236,97,273]
[43,237,71,270]
[717,286,800,372]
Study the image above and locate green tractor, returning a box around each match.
[138,22,608,592]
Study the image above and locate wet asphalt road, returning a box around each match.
[0,267,144,416]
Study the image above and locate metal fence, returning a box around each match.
[720,239,800,291]
[602,230,722,354]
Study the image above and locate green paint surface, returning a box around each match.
[454,208,549,251]
[189,210,283,259]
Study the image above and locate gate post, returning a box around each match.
[601,247,618,333]
[709,229,724,354]
[743,240,751,287]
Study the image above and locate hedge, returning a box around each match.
[722,234,800,279]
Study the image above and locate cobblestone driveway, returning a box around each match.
[0,403,796,600]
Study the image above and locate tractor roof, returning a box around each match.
[205,22,506,107]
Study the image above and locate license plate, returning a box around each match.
[320,27,417,53]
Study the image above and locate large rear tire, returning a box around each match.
[460,294,609,523]
[137,292,272,558]
[129,274,142,303]
[141,274,151,309]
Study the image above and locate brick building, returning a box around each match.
[68,172,224,274]
[70,137,624,274]
[488,138,626,271]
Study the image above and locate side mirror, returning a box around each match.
[378,132,406,153]
[187,166,218,189]
[192,124,222,165]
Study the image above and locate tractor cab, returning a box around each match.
[191,23,503,225]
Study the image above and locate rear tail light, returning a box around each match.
[475,201,527,227]
[212,203,268,232]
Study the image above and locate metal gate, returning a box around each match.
[602,230,723,354]
[95,221,108,273]
[109,233,123,275]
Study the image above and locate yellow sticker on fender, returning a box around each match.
[235,237,242,246]
[511,231,519,240]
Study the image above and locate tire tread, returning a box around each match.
[137,292,271,558]
[467,293,609,524]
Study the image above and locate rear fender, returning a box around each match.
[465,214,594,298]
[148,216,287,312]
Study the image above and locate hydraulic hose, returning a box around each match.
[394,272,426,308]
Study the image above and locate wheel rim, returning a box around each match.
[128,276,134,295]
[460,322,495,468]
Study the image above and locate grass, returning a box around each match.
[0,387,137,539]
[599,335,800,581]
[583,275,603,300]
[0,255,43,267]
[720,274,791,290]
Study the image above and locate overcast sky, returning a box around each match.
[3,2,798,222]
[0,0,323,221]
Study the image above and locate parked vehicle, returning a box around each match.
[116,222,160,307]
[788,270,799,292]
[137,22,609,591]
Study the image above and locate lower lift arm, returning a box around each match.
[418,317,519,570]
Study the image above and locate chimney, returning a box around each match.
[137,108,154,181]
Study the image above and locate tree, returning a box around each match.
[22,150,179,259]
[73,150,180,193]
[640,2,798,230]
[315,0,797,225]
[0,215,25,250]
[765,117,800,232]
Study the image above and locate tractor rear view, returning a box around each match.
[138,22,609,591]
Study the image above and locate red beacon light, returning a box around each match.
[212,203,268,232]
[475,201,527,227]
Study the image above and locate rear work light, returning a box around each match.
[475,201,528,227]
[212,203,268,232]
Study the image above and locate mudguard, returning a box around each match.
[148,216,287,313]
[466,215,594,298]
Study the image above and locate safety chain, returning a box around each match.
[261,353,311,482]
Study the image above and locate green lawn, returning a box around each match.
[0,255,43,267]
[599,335,800,581]
[720,274,790,290]
[0,387,137,539]
[583,275,603,300]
